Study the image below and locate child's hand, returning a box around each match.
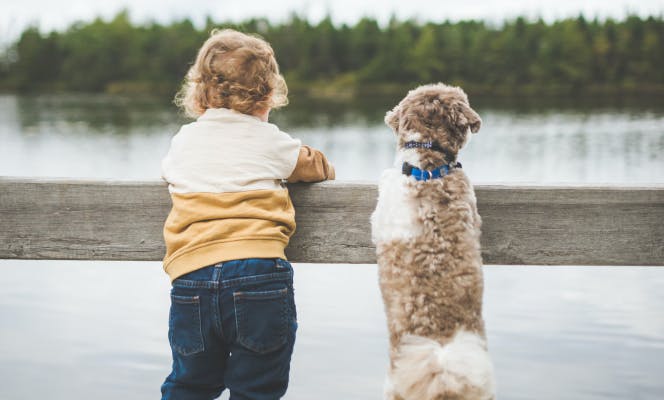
[287,145,335,183]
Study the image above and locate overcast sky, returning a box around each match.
[2,0,663,42]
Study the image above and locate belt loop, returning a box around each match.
[212,262,223,282]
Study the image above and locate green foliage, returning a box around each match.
[1,12,663,94]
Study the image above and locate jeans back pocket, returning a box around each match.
[233,287,289,354]
[169,294,204,356]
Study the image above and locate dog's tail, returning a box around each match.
[390,330,495,400]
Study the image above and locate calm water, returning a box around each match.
[1,94,663,400]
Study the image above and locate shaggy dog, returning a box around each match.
[371,83,495,400]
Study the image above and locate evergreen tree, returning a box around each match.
[1,13,662,93]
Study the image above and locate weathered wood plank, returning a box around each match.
[1,177,663,265]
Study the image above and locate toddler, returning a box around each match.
[160,29,335,400]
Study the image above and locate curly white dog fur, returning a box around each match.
[371,83,495,400]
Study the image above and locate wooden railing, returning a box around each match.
[1,177,663,266]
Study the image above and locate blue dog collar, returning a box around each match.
[402,162,462,181]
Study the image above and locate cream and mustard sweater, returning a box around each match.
[161,108,334,281]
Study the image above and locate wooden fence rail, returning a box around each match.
[1,177,663,266]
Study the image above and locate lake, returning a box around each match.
[0,93,663,400]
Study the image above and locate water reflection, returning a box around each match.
[1,93,663,183]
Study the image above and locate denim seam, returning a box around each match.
[171,294,200,304]
[221,271,292,289]
[172,280,219,289]
[233,287,288,300]
[233,295,241,352]
[211,267,225,341]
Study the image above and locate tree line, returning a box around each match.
[1,11,663,95]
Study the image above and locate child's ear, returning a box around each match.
[385,105,400,134]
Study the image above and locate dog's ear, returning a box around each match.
[385,105,400,134]
[446,101,482,134]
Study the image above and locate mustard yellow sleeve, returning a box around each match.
[287,145,336,183]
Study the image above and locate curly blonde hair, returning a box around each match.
[175,29,288,118]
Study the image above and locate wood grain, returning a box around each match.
[1,178,662,265]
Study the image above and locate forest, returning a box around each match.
[1,12,663,96]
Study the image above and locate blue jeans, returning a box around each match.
[161,258,297,400]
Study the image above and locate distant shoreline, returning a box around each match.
[289,82,664,100]
[3,81,664,102]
